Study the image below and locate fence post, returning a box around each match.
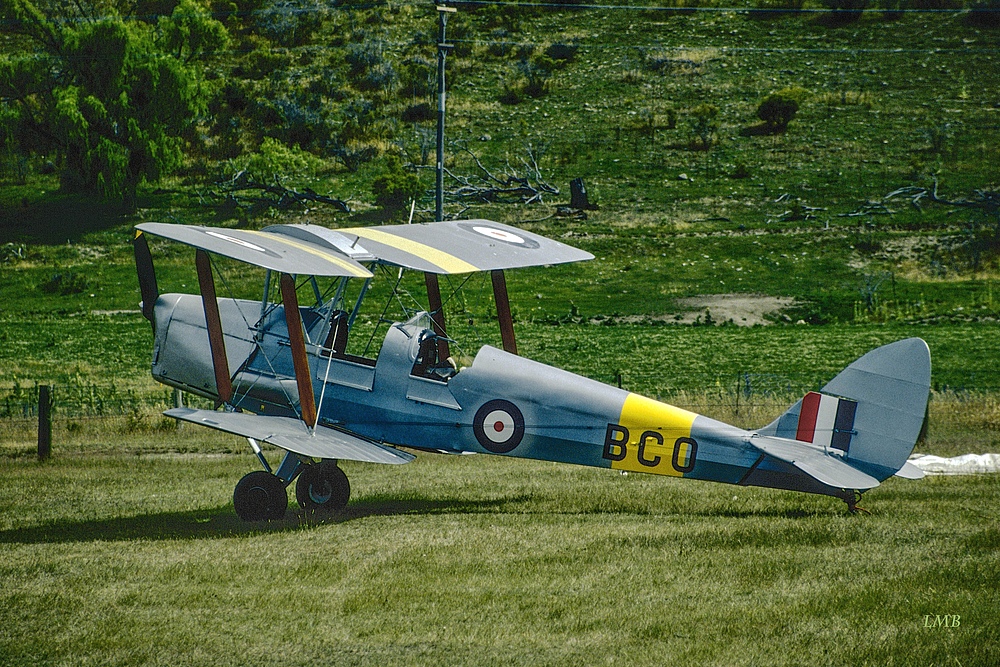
[38,385,52,461]
[174,389,184,431]
[735,373,740,417]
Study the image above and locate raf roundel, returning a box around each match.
[473,226,525,244]
[473,399,525,454]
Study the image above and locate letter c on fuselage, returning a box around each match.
[637,430,663,467]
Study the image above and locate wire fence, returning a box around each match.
[2,367,995,425]
[0,382,209,421]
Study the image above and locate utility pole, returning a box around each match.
[435,4,456,222]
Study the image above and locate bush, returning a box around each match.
[401,103,435,123]
[229,137,326,180]
[330,141,378,172]
[371,155,422,211]
[487,29,513,58]
[499,57,553,104]
[821,0,869,23]
[40,272,89,295]
[544,43,578,65]
[755,87,808,133]
[398,57,434,99]
[251,0,326,47]
[234,47,293,80]
[757,94,798,132]
[688,104,719,150]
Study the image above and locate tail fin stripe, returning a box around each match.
[814,394,840,447]
[796,391,822,443]
[831,399,858,453]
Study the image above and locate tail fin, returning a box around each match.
[759,338,931,481]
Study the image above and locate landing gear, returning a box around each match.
[296,461,350,514]
[845,490,871,515]
[234,470,288,521]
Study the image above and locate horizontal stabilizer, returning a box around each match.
[750,435,880,490]
[894,460,926,479]
[164,408,415,464]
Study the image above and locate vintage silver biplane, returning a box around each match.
[133,220,929,520]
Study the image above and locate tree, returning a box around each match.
[0,0,227,211]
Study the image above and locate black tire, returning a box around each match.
[234,471,288,521]
[296,462,350,514]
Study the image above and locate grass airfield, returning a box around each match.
[1,429,998,667]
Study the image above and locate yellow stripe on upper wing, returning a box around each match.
[242,230,372,278]
[611,393,698,477]
[343,227,478,274]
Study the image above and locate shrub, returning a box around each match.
[544,43,578,65]
[234,47,292,80]
[519,57,553,98]
[229,136,326,180]
[688,104,719,150]
[821,0,869,23]
[499,57,553,104]
[330,141,378,172]
[487,29,513,58]
[41,272,89,295]
[398,57,434,99]
[401,103,435,123]
[756,87,809,133]
[757,94,798,132]
[371,155,422,211]
[346,41,386,79]
[251,0,326,47]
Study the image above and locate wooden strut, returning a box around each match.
[280,273,318,429]
[492,269,517,355]
[424,272,451,361]
[195,250,233,405]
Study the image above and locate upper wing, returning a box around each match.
[135,223,373,278]
[165,407,415,464]
[749,434,880,490]
[265,220,594,274]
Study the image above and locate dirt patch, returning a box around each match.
[674,294,796,326]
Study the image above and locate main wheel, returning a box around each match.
[234,471,288,521]
[296,461,350,514]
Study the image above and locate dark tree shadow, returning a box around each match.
[0,192,132,245]
[739,123,786,137]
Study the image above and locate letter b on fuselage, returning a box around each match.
[603,423,697,476]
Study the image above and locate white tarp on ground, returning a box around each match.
[908,453,1000,475]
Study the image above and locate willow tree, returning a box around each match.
[0,0,227,211]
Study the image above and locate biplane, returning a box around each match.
[133,220,930,520]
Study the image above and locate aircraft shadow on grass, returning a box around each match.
[0,492,837,545]
[0,494,533,544]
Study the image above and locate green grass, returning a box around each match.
[0,448,998,666]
